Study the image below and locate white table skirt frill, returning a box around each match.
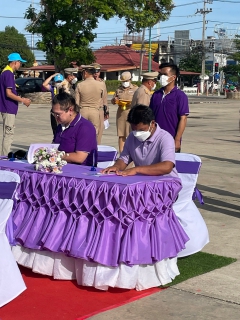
[12,245,179,291]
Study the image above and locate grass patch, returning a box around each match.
[161,252,237,288]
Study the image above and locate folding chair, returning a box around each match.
[0,170,26,307]
[97,145,118,169]
[174,153,209,257]
[27,143,60,163]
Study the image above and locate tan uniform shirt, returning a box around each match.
[75,77,105,108]
[111,83,138,106]
[96,78,108,110]
[131,84,152,107]
[112,83,138,137]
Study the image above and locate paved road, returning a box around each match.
[0,97,239,319]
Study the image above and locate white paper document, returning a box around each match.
[104,120,110,129]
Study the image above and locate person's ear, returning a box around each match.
[151,120,156,127]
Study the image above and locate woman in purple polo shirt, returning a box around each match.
[52,93,97,166]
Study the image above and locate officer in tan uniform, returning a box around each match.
[131,72,158,107]
[111,71,138,153]
[61,68,79,98]
[75,65,106,144]
[91,63,109,144]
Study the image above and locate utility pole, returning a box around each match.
[148,27,152,72]
[167,36,171,63]
[196,0,212,94]
[139,29,146,81]
[31,0,34,55]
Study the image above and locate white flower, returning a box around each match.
[33,147,67,174]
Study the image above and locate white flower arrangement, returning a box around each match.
[33,147,67,174]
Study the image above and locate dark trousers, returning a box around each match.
[50,112,58,136]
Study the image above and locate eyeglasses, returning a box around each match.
[51,108,69,117]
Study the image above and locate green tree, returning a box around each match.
[222,35,240,84]
[179,51,202,73]
[25,0,173,70]
[222,64,240,84]
[0,26,35,71]
[229,35,240,62]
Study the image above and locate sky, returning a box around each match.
[0,0,240,60]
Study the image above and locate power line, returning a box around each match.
[16,0,40,3]
[174,1,202,7]
[0,16,25,19]
[209,20,240,24]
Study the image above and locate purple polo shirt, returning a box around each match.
[0,68,18,114]
[149,86,189,139]
[119,124,178,178]
[53,114,97,166]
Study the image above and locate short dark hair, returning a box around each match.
[159,62,180,78]
[84,68,95,75]
[127,105,155,125]
[142,78,150,84]
[52,92,79,113]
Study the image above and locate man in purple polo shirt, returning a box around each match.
[52,92,97,166]
[101,104,178,177]
[0,52,31,155]
[149,63,189,152]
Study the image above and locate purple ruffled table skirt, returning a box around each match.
[0,160,189,267]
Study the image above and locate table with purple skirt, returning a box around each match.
[0,160,189,291]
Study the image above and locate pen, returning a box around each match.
[90,149,96,171]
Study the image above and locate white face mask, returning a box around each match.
[151,83,156,91]
[122,81,130,88]
[159,74,174,87]
[132,123,153,142]
[71,77,78,84]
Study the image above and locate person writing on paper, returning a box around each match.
[101,105,178,177]
[52,92,97,166]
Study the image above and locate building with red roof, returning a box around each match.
[93,45,159,80]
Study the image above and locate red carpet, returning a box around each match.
[0,266,162,320]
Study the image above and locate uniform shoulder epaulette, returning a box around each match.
[144,88,151,94]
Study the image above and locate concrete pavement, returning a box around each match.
[0,96,239,319]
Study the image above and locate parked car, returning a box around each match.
[15,77,44,95]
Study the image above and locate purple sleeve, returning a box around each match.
[178,92,189,116]
[4,71,15,90]
[149,92,156,112]
[52,125,62,143]
[75,122,96,153]
[118,135,133,165]
[160,131,176,165]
